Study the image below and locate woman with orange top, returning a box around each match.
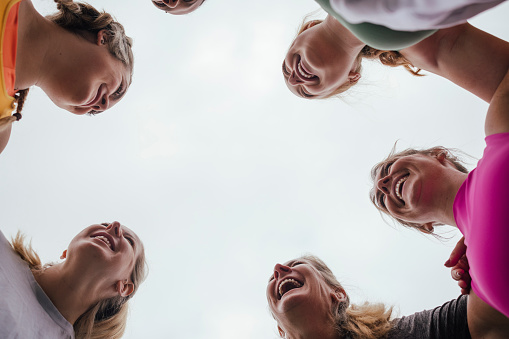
[0,0,133,154]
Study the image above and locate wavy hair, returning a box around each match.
[10,230,147,339]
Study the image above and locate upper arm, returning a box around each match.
[401,23,509,103]
[467,290,509,339]
[0,124,12,155]
[485,69,509,136]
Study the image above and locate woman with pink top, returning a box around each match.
[370,68,509,318]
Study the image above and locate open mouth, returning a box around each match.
[91,234,115,251]
[278,278,303,299]
[297,60,315,79]
[395,174,409,203]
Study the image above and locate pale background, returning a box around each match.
[0,1,508,338]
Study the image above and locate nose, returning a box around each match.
[273,263,291,280]
[377,175,391,194]
[287,71,303,86]
[93,95,109,112]
[108,221,123,237]
[163,0,179,8]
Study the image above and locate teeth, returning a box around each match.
[395,176,408,201]
[298,61,313,78]
[94,235,112,249]
[279,278,302,298]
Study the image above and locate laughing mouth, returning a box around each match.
[278,278,303,299]
[297,61,315,79]
[395,175,408,203]
[92,235,114,251]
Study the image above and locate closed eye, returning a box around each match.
[152,0,167,8]
[300,88,314,98]
[282,61,290,77]
[378,192,386,209]
[125,235,135,247]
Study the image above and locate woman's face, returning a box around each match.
[373,154,457,226]
[66,221,141,286]
[266,259,343,337]
[44,43,130,116]
[151,0,204,15]
[283,22,360,99]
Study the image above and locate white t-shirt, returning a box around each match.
[329,0,506,31]
[0,231,75,339]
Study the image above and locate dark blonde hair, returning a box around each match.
[370,146,469,233]
[0,0,133,128]
[276,255,393,339]
[10,230,147,339]
[294,19,423,99]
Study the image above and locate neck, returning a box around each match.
[435,172,469,227]
[15,0,91,91]
[322,14,365,54]
[34,263,108,324]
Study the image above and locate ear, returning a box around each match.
[60,250,67,260]
[421,223,434,233]
[348,72,361,84]
[277,325,286,338]
[331,289,347,302]
[96,29,108,46]
[116,279,134,297]
[302,20,320,32]
[436,152,447,164]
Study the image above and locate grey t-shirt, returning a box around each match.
[0,231,75,339]
[388,295,470,339]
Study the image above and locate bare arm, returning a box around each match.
[401,23,509,103]
[468,290,509,339]
[485,68,509,135]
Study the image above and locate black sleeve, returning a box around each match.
[387,295,470,339]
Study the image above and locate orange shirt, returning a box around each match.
[0,0,20,119]
[3,1,19,97]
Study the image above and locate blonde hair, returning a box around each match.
[0,0,133,128]
[370,145,469,233]
[277,255,393,339]
[10,230,147,339]
[293,19,423,98]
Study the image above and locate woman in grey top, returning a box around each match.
[266,255,509,339]
[0,221,147,339]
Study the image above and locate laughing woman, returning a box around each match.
[0,0,133,154]
[370,68,509,318]
[283,15,509,101]
[268,255,509,339]
[0,221,147,338]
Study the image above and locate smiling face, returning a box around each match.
[151,0,204,15]
[373,153,462,228]
[66,221,141,288]
[283,20,361,99]
[42,34,131,116]
[267,258,346,338]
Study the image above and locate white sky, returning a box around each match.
[0,1,508,338]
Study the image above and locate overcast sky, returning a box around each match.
[0,1,508,338]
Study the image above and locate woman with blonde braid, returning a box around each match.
[0,0,133,154]
[0,221,147,339]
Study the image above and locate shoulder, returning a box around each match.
[389,295,470,339]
